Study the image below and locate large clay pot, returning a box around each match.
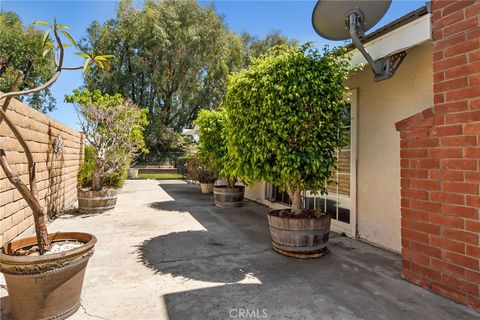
[0,232,97,320]
[200,183,214,194]
[267,210,331,258]
[77,188,118,214]
[213,185,245,208]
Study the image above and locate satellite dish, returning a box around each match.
[312,0,406,81]
[312,1,391,40]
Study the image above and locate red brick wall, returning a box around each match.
[395,0,479,310]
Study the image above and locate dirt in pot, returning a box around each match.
[11,241,83,256]
[270,208,328,219]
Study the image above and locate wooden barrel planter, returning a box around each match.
[200,183,214,194]
[213,185,245,208]
[1,232,97,320]
[267,210,331,258]
[77,188,119,214]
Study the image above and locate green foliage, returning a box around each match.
[78,144,128,188]
[137,173,184,180]
[240,30,297,67]
[79,1,296,159]
[194,108,235,184]
[78,144,96,188]
[66,88,148,190]
[0,12,55,112]
[80,0,243,133]
[142,127,195,163]
[223,43,351,198]
[104,165,128,188]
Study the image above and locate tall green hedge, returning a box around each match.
[223,44,351,213]
[194,108,236,185]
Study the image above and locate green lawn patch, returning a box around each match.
[137,173,185,180]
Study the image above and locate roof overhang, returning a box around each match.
[350,11,432,67]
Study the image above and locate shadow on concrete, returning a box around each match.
[149,200,214,212]
[140,183,271,283]
[52,207,113,220]
[138,182,480,320]
[138,230,252,283]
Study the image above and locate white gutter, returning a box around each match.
[350,13,432,67]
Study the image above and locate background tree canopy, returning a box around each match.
[80,0,295,160]
[0,12,55,113]
[81,0,241,156]
[240,30,297,67]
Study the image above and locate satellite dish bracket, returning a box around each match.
[346,9,406,82]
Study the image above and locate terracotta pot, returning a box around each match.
[200,183,214,194]
[267,210,331,258]
[213,185,245,208]
[77,188,118,214]
[0,232,97,320]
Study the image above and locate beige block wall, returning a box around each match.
[244,43,434,253]
[0,96,84,246]
[346,42,433,252]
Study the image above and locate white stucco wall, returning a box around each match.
[244,182,267,204]
[244,182,289,210]
[346,42,433,252]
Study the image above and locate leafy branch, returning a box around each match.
[0,19,113,254]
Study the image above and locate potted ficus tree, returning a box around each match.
[65,88,148,213]
[194,108,245,207]
[224,44,350,258]
[0,19,114,319]
[185,153,217,193]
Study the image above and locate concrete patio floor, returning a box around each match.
[1,179,479,320]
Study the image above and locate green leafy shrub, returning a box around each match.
[194,108,236,186]
[66,88,148,191]
[78,144,129,189]
[78,145,95,188]
[223,44,351,214]
[176,155,189,175]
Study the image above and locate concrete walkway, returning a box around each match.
[1,180,479,320]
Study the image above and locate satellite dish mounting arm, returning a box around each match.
[346,9,406,82]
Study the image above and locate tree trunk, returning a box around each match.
[0,150,51,253]
[163,92,173,126]
[290,189,303,215]
[1,76,51,253]
[227,178,236,189]
[92,164,103,192]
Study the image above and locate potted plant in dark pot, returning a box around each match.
[65,88,148,214]
[194,108,245,207]
[0,19,113,319]
[185,154,217,193]
[223,44,350,258]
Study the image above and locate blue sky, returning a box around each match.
[1,0,426,130]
